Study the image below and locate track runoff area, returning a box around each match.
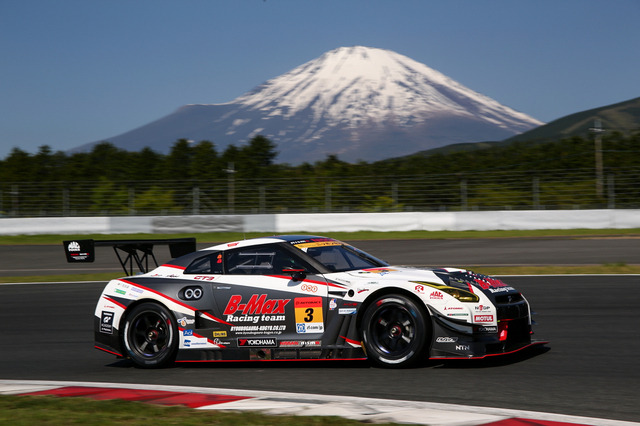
[2,379,638,426]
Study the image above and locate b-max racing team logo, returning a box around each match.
[224,294,290,323]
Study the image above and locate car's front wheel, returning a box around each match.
[122,302,178,368]
[361,294,430,367]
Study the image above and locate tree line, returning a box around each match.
[0,135,279,184]
[1,131,639,216]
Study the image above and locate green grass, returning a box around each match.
[2,228,640,245]
[0,394,388,425]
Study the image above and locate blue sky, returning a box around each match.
[1,0,638,159]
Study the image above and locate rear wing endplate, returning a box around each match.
[63,238,196,276]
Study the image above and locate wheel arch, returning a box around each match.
[116,297,175,334]
[355,287,432,336]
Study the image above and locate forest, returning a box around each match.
[1,132,639,217]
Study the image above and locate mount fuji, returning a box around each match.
[76,46,543,163]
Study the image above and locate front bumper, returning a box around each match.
[428,301,545,359]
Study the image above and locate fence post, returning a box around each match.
[460,179,467,211]
[128,187,136,215]
[11,185,19,217]
[62,188,69,216]
[325,184,332,212]
[259,186,266,213]
[225,162,236,214]
[193,186,200,215]
[392,182,398,211]
[607,174,615,209]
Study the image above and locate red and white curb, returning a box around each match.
[0,380,637,426]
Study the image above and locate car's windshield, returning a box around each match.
[292,239,388,272]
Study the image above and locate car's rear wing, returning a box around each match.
[63,238,196,276]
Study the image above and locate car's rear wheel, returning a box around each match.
[361,294,430,367]
[122,302,178,368]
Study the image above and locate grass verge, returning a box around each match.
[0,394,387,425]
[2,228,640,245]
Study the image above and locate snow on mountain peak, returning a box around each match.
[76,46,544,164]
[231,46,542,130]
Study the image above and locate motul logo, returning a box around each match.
[223,294,290,315]
[474,315,494,323]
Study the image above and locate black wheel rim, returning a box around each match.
[369,304,416,357]
[129,310,171,359]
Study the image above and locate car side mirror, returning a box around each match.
[282,267,307,282]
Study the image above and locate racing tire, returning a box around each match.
[361,294,430,368]
[122,302,178,368]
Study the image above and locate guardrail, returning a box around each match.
[2,209,639,235]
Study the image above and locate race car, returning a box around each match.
[66,235,545,368]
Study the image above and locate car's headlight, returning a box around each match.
[411,281,480,303]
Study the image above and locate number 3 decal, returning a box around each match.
[295,297,325,334]
[304,307,314,322]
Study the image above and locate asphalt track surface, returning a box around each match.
[1,236,639,277]
[1,238,639,422]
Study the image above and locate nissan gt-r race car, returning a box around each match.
[64,235,545,368]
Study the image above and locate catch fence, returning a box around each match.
[2,168,639,217]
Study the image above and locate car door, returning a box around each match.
[212,243,329,350]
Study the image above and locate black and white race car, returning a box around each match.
[65,235,545,368]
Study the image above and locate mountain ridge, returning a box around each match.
[505,96,640,143]
[73,46,543,163]
[390,96,640,161]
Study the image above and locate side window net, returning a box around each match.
[225,245,311,275]
[227,251,277,274]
